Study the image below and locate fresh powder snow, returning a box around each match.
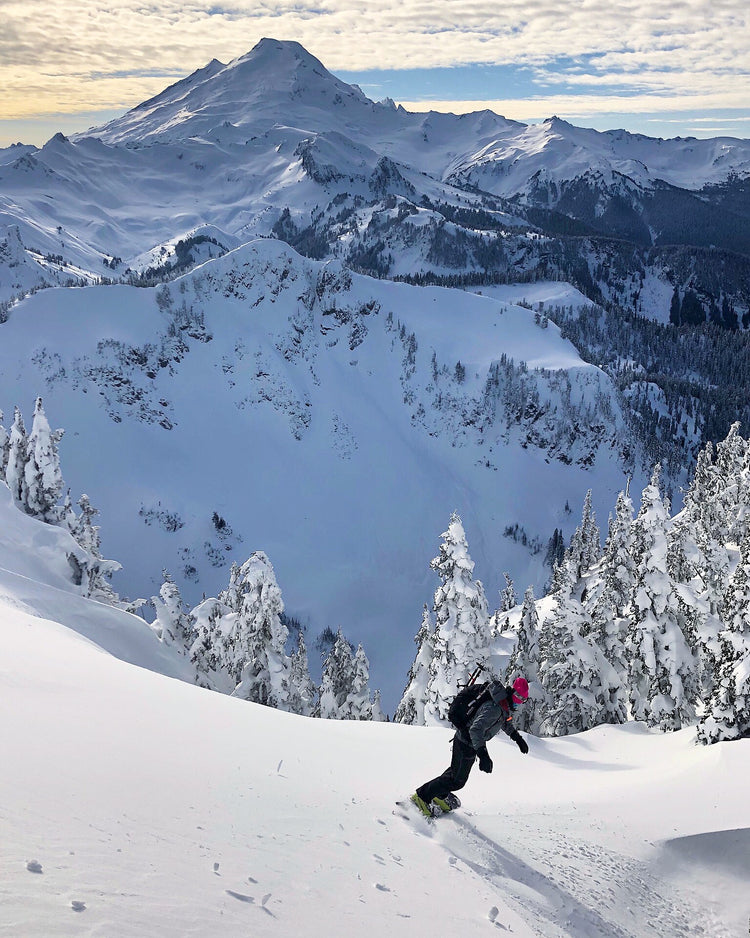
[1,491,747,937]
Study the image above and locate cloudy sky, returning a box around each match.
[2,0,749,147]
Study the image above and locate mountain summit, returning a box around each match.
[85,38,374,145]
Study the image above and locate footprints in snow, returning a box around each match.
[225,889,275,916]
[215,861,275,916]
[25,859,86,913]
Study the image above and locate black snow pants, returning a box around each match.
[416,736,476,803]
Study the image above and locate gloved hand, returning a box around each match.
[511,730,529,754]
[477,747,493,773]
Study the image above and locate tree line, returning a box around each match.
[395,427,750,744]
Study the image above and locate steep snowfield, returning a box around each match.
[0,510,747,937]
[0,239,639,708]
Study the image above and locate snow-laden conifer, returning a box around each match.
[5,407,28,508]
[394,605,434,725]
[222,552,293,710]
[627,467,700,730]
[499,572,517,613]
[0,409,8,478]
[24,397,64,522]
[342,645,374,720]
[505,586,543,732]
[288,631,316,717]
[152,573,193,650]
[189,597,231,689]
[318,629,355,719]
[67,494,122,601]
[584,489,634,723]
[565,490,601,584]
[698,534,750,744]
[370,690,387,722]
[537,574,612,735]
[424,512,491,723]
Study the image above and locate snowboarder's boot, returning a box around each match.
[432,793,461,813]
[410,792,441,817]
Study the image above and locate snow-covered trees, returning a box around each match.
[2,399,64,521]
[499,572,516,613]
[538,580,610,736]
[289,631,316,717]
[394,605,434,725]
[504,586,542,732]
[697,535,750,744]
[424,512,491,723]
[626,467,700,730]
[152,573,193,649]
[4,407,28,508]
[221,552,294,709]
[24,397,64,522]
[317,629,380,720]
[1,399,122,603]
[0,409,9,478]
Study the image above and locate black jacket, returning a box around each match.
[456,681,518,751]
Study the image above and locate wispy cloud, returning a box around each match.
[1,0,748,130]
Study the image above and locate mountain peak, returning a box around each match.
[228,37,340,84]
[79,38,372,145]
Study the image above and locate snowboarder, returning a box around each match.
[411,677,530,817]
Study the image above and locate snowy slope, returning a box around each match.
[0,482,192,682]
[1,558,747,938]
[0,238,641,709]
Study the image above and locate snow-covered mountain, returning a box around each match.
[1,505,747,937]
[2,37,749,706]
[0,238,639,708]
[2,38,749,310]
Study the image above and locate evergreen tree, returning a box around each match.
[698,535,750,743]
[189,597,231,690]
[537,580,611,736]
[68,494,121,601]
[565,490,601,584]
[5,407,28,508]
[152,572,193,650]
[342,645,374,720]
[680,290,705,326]
[499,572,517,612]
[505,586,543,732]
[222,552,293,710]
[370,690,387,722]
[394,605,434,725]
[24,397,64,522]
[424,512,491,723]
[627,467,700,730]
[288,631,316,717]
[584,489,634,724]
[545,528,566,571]
[0,409,8,478]
[318,629,356,719]
[669,286,681,326]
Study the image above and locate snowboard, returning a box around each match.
[394,793,461,824]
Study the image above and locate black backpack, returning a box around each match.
[447,681,491,730]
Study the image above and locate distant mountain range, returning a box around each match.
[2,38,749,312]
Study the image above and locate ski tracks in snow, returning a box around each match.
[429,812,730,938]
